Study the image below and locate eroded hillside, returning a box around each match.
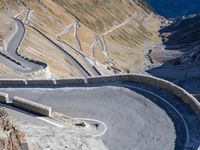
[0,0,161,79]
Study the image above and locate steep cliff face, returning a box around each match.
[0,0,161,78]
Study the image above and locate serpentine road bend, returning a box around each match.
[4,18,44,73]
[56,20,101,76]
[28,25,91,77]
[2,16,96,76]
[1,82,200,150]
[57,39,101,76]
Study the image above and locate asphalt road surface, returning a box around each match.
[1,82,200,150]
[4,18,43,73]
[2,17,98,76]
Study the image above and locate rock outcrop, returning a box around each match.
[0,108,34,150]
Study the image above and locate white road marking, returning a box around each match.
[121,84,190,145]
[0,83,191,145]
[37,117,64,128]
[0,103,64,128]
[75,117,108,137]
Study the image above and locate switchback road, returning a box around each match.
[1,81,200,150]
[4,18,44,73]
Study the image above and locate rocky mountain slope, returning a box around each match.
[14,113,107,150]
[0,108,33,150]
[148,14,200,98]
[0,0,161,79]
[0,107,107,150]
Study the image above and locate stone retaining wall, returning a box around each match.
[12,96,51,117]
[0,74,199,118]
[0,78,85,87]
[0,92,8,103]
[86,74,200,118]
[0,79,26,87]
[55,77,85,86]
[26,79,55,86]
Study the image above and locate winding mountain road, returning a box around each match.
[28,25,91,77]
[0,11,199,150]
[2,18,44,73]
[1,81,200,150]
[56,21,101,76]
[56,38,101,76]
[1,16,92,77]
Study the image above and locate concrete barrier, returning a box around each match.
[86,74,200,118]
[55,77,85,86]
[0,92,8,103]
[12,96,52,117]
[26,80,55,86]
[0,80,26,86]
